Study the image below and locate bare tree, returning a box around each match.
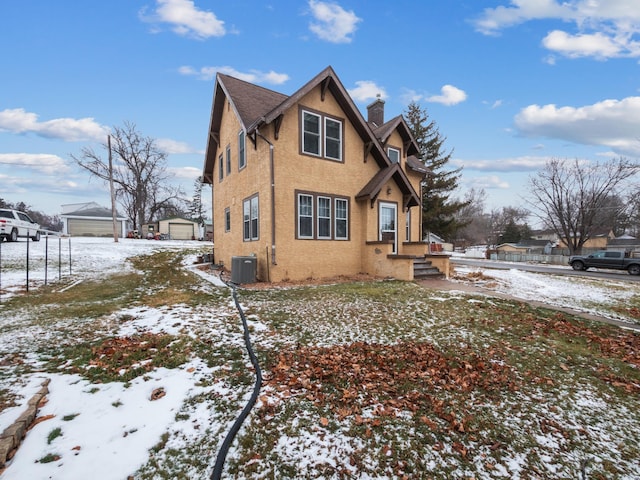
[528,157,639,255]
[71,122,184,230]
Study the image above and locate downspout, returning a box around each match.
[255,129,277,267]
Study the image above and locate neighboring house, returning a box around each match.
[607,236,640,254]
[202,66,448,282]
[558,228,615,251]
[496,239,553,254]
[61,202,129,238]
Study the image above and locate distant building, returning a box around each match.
[61,202,129,238]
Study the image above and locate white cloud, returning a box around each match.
[308,0,361,44]
[0,109,109,142]
[453,155,552,172]
[178,65,289,85]
[514,96,640,156]
[168,165,202,180]
[140,0,225,40]
[472,0,640,59]
[156,138,202,155]
[467,175,511,190]
[347,81,387,102]
[543,30,623,59]
[426,85,467,106]
[0,153,71,175]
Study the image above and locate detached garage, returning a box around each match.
[61,202,129,238]
[158,217,199,240]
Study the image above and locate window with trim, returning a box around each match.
[238,130,246,169]
[335,198,348,240]
[296,191,349,240]
[405,210,411,241]
[243,195,259,241]
[224,207,231,232]
[218,154,224,181]
[226,146,231,175]
[387,147,400,164]
[301,109,343,161]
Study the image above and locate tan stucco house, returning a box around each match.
[202,66,448,282]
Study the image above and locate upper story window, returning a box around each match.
[218,154,224,181]
[387,147,400,164]
[301,109,343,161]
[238,130,246,170]
[226,145,231,175]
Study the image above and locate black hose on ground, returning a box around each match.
[210,283,263,480]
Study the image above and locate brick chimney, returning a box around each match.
[367,95,385,127]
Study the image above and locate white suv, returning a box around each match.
[0,208,41,242]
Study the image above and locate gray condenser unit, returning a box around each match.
[231,256,257,284]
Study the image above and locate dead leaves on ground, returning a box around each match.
[266,341,518,435]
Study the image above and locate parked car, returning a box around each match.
[568,250,640,275]
[0,208,41,242]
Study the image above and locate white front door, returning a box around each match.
[379,202,397,254]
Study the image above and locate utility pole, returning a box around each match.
[108,135,119,243]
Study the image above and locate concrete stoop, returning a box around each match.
[0,378,50,468]
[413,257,445,280]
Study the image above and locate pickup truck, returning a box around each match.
[569,250,640,275]
[0,208,41,242]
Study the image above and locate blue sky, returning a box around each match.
[1,0,639,216]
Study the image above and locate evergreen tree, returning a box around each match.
[404,101,469,241]
[190,176,205,225]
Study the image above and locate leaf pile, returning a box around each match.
[266,341,518,432]
[63,333,191,382]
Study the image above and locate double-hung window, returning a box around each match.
[301,109,342,161]
[387,147,400,164]
[302,111,321,156]
[238,130,246,170]
[296,191,349,240]
[224,207,231,232]
[243,195,259,241]
[317,196,331,239]
[298,194,313,238]
[324,118,342,161]
[335,198,348,240]
[226,146,231,175]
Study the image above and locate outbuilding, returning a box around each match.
[61,202,129,238]
[158,217,199,240]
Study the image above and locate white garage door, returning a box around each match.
[68,219,122,237]
[168,223,194,240]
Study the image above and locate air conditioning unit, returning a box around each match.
[231,256,257,284]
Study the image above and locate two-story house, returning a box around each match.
[202,66,449,282]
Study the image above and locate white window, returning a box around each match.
[301,109,343,161]
[387,147,400,164]
[302,111,321,156]
[325,118,342,161]
[296,191,349,240]
[317,196,331,239]
[405,209,411,241]
[238,130,246,169]
[335,198,348,240]
[224,207,231,232]
[243,195,259,241]
[298,194,313,238]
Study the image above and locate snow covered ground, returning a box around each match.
[0,238,638,478]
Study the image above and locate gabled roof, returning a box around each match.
[202,66,421,207]
[203,74,287,182]
[61,206,126,220]
[355,163,420,209]
[371,115,429,177]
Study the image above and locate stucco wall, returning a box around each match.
[210,83,427,282]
